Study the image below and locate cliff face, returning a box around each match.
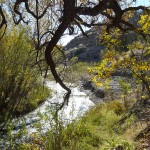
[64,27,104,62]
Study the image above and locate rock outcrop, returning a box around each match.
[64,27,105,62]
[80,76,124,103]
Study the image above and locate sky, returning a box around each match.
[60,0,150,46]
[135,0,150,6]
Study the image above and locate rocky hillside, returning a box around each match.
[64,27,105,62]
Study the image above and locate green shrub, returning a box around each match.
[42,102,123,150]
[107,100,126,115]
[102,137,134,150]
[74,48,86,56]
[0,27,50,124]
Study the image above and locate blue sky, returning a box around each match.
[135,0,149,6]
[60,0,150,46]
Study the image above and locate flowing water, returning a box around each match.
[0,81,94,149]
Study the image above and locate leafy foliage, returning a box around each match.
[0,27,50,124]
[1,0,149,103]
[88,13,150,96]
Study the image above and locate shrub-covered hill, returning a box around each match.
[64,27,105,62]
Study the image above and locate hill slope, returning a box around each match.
[64,27,104,62]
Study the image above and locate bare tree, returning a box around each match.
[0,0,149,112]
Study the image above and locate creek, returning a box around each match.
[0,81,94,149]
